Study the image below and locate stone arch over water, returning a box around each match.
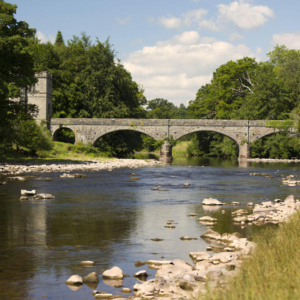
[52,127,76,144]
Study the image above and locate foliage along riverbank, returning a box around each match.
[204,208,300,300]
[2,1,300,161]
[123,194,300,300]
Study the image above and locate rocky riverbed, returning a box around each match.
[247,158,300,163]
[0,158,162,176]
[1,159,299,299]
[73,194,298,300]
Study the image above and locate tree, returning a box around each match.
[15,120,53,156]
[187,57,258,120]
[186,57,258,158]
[267,45,300,70]
[54,30,64,46]
[0,0,37,153]
[146,98,177,119]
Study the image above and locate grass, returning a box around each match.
[0,142,111,163]
[203,211,300,300]
[172,141,191,155]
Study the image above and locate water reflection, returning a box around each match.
[0,157,299,299]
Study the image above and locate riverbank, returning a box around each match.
[204,208,300,300]
[247,157,300,163]
[0,158,162,176]
[128,195,300,300]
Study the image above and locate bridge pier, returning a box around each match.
[159,141,173,164]
[239,143,251,160]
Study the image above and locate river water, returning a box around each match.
[0,157,299,300]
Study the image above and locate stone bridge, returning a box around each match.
[50,118,285,161]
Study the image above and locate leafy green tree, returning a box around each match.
[267,45,300,71]
[54,30,64,46]
[174,103,187,119]
[95,131,144,157]
[235,63,289,120]
[30,33,147,156]
[146,98,187,119]
[188,57,258,120]
[146,98,177,119]
[0,0,37,153]
[251,132,300,159]
[15,120,53,156]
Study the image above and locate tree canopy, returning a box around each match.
[0,0,45,154]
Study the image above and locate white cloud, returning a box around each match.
[124,32,257,105]
[36,31,55,44]
[256,47,263,55]
[158,16,182,29]
[198,19,222,32]
[271,32,300,50]
[156,31,217,46]
[115,16,131,25]
[157,9,221,32]
[218,0,274,30]
[183,9,208,26]
[228,32,244,41]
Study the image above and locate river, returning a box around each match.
[0,157,299,299]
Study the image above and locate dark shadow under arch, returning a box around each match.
[93,129,157,147]
[176,130,239,158]
[251,131,296,159]
[93,130,157,158]
[53,127,75,144]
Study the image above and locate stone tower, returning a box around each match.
[27,72,53,122]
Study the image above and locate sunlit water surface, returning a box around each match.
[0,157,299,299]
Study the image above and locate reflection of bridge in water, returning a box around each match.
[50,118,285,162]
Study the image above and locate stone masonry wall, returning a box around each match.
[50,118,286,160]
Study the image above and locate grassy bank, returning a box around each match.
[0,142,110,163]
[141,141,192,156]
[173,141,192,155]
[204,211,300,300]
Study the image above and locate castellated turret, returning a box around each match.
[28,72,53,121]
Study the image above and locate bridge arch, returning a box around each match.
[176,129,240,158]
[53,127,76,144]
[92,129,158,147]
[175,129,239,145]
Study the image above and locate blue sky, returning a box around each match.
[12,0,300,106]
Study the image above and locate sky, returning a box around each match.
[12,0,300,106]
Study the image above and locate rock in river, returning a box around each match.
[134,270,148,277]
[83,272,99,283]
[21,189,36,196]
[33,193,55,200]
[199,216,217,223]
[102,266,123,279]
[202,198,225,206]
[65,275,83,285]
[80,261,95,266]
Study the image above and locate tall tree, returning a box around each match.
[0,0,38,152]
[188,57,258,120]
[54,30,64,46]
[146,98,177,119]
